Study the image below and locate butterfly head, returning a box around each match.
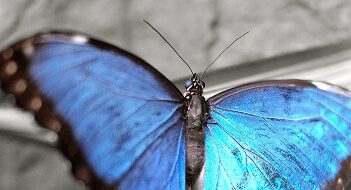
[185,73,205,95]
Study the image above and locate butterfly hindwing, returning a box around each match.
[205,80,351,190]
[0,32,186,190]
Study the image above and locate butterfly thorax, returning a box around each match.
[184,74,207,186]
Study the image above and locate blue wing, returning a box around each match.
[0,32,185,190]
[205,80,351,190]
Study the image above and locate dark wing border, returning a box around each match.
[207,79,351,189]
[0,31,184,189]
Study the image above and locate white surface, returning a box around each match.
[0,107,57,144]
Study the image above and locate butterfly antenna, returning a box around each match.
[199,31,250,79]
[143,20,194,75]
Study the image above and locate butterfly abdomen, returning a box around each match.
[185,94,207,186]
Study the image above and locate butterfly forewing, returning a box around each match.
[0,32,186,190]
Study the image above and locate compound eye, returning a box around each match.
[199,80,205,88]
[185,79,193,89]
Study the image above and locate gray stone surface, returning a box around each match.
[212,0,351,70]
[1,1,351,80]
[0,0,215,80]
[0,133,84,190]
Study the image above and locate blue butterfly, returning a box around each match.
[0,29,351,190]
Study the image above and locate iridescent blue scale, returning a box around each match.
[205,83,351,189]
[0,32,350,190]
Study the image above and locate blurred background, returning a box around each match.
[0,0,351,189]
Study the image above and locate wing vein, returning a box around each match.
[162,126,184,190]
[116,119,182,187]
[207,126,238,190]
[211,109,299,188]
[110,105,181,183]
[212,106,320,121]
[36,47,182,102]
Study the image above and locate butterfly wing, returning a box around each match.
[205,80,351,190]
[0,32,186,190]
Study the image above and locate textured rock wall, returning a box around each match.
[0,133,85,190]
[1,0,351,80]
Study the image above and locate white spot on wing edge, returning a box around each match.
[72,35,88,44]
[312,81,351,97]
[312,81,331,91]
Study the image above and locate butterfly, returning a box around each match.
[0,28,351,190]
